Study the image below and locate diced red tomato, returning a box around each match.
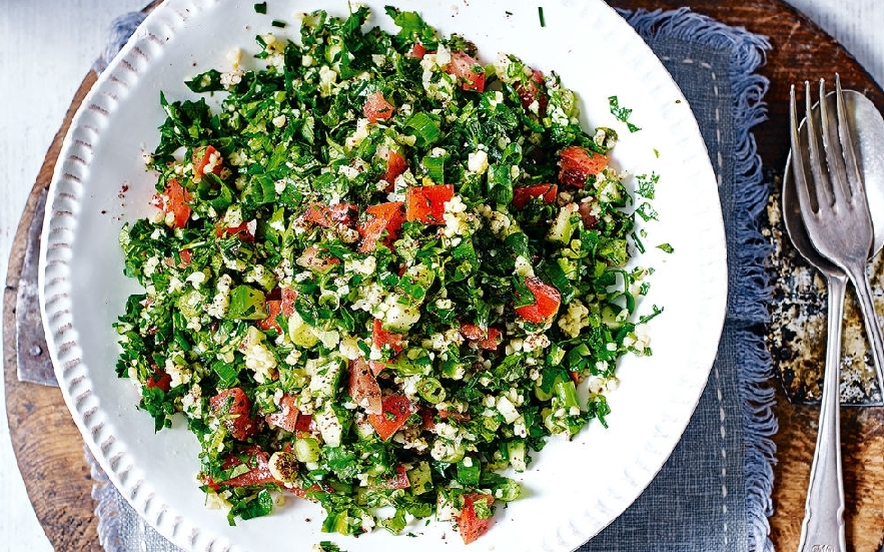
[477,328,502,350]
[577,198,599,230]
[357,201,406,253]
[406,42,427,59]
[257,299,282,333]
[368,395,416,441]
[289,482,331,499]
[373,464,410,490]
[145,368,172,392]
[370,360,387,376]
[459,323,502,351]
[515,69,548,115]
[364,91,396,123]
[382,150,408,191]
[281,287,298,317]
[406,184,454,224]
[457,493,493,544]
[419,407,436,430]
[569,371,581,385]
[515,277,561,323]
[348,358,383,415]
[179,249,193,267]
[373,318,405,354]
[558,146,609,188]
[511,184,558,209]
[297,245,341,273]
[446,51,485,92]
[265,394,300,432]
[194,145,223,177]
[294,413,314,433]
[438,409,471,422]
[215,221,254,243]
[155,179,191,228]
[303,202,358,227]
[219,446,276,487]
[210,388,257,441]
[459,323,485,341]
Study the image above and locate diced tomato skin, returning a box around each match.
[420,407,436,430]
[145,369,172,392]
[515,277,561,323]
[215,221,254,243]
[368,395,416,441]
[288,482,332,499]
[438,409,470,422]
[374,464,410,490]
[281,287,298,317]
[513,69,548,116]
[194,145,223,177]
[219,446,277,487]
[460,323,502,350]
[457,493,493,544]
[406,42,427,59]
[382,150,408,191]
[373,318,405,353]
[210,388,258,441]
[178,249,193,267]
[200,474,220,492]
[349,358,383,415]
[512,184,558,209]
[477,328,502,350]
[406,185,454,224]
[303,203,332,226]
[304,202,358,227]
[157,179,191,228]
[459,323,485,341]
[364,91,396,123]
[265,394,300,432]
[358,201,406,253]
[558,146,609,188]
[294,413,314,433]
[257,300,282,333]
[370,360,387,376]
[447,51,485,92]
[330,203,358,226]
[578,198,599,229]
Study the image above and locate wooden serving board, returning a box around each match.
[4,1,884,550]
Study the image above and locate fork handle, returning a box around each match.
[847,263,884,402]
[797,272,847,552]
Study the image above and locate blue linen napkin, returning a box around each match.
[87,7,775,552]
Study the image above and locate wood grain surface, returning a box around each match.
[5,1,884,550]
[3,71,102,551]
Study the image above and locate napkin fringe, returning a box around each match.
[93,10,147,73]
[620,9,776,552]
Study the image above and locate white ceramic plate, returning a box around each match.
[39,1,726,551]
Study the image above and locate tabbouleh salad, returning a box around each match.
[114,5,661,545]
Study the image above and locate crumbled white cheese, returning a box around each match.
[496,395,520,423]
[557,299,590,338]
[467,150,489,175]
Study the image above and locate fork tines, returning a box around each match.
[790,75,866,215]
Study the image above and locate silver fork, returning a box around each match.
[789,75,882,552]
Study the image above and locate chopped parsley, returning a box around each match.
[608,95,641,133]
[114,5,659,545]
